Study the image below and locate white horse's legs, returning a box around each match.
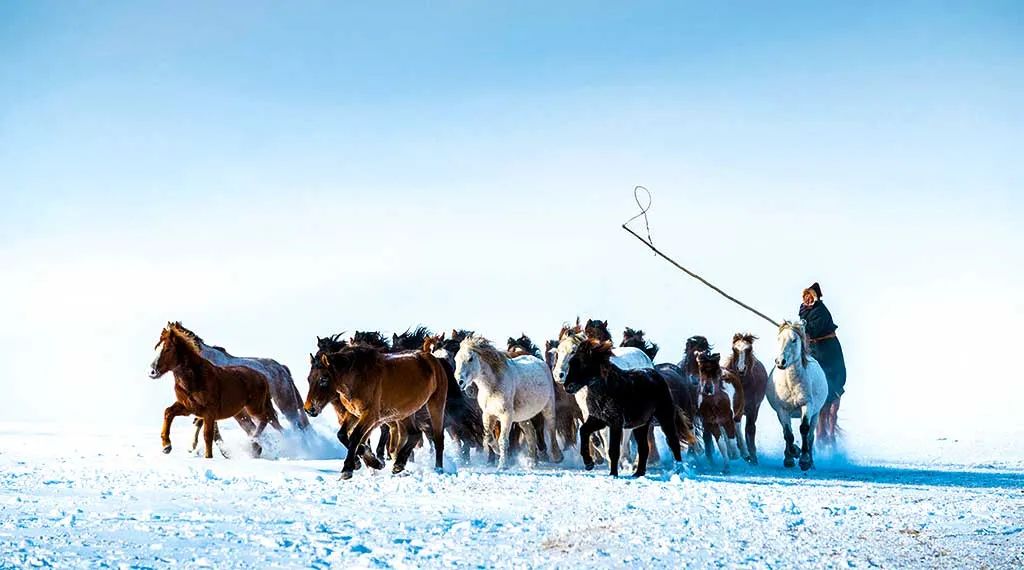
[776,408,798,468]
[495,414,512,470]
[734,419,750,461]
[541,400,563,464]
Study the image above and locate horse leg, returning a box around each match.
[607,425,623,477]
[724,419,741,461]
[376,425,391,460]
[632,424,651,478]
[541,400,563,464]
[578,416,606,471]
[191,418,203,452]
[425,385,447,475]
[745,407,760,465]
[531,414,549,462]
[776,408,797,468]
[518,420,540,469]
[702,422,716,466]
[799,408,816,471]
[202,416,216,459]
[654,402,683,464]
[341,416,377,479]
[496,414,513,470]
[646,425,661,466]
[714,427,731,474]
[393,419,420,474]
[160,402,188,454]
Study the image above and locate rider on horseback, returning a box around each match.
[799,282,846,445]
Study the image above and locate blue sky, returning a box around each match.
[1,3,1022,452]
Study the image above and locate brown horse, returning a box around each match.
[695,351,747,473]
[722,333,769,464]
[150,325,283,458]
[304,346,447,479]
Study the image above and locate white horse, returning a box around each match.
[552,330,654,465]
[454,335,563,469]
[765,321,828,471]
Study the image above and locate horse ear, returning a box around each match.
[319,353,331,368]
[439,332,446,341]
[309,352,315,363]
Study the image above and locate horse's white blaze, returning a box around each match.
[733,340,751,373]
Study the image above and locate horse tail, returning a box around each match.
[277,363,310,430]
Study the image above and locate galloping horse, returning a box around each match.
[150,324,282,458]
[454,335,563,469]
[695,351,747,473]
[766,321,828,471]
[722,333,768,464]
[677,335,711,384]
[507,334,582,450]
[552,323,654,466]
[564,339,684,477]
[621,327,659,360]
[163,322,308,430]
[304,346,448,479]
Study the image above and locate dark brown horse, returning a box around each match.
[150,325,282,458]
[723,333,768,464]
[584,319,612,342]
[314,335,385,471]
[696,351,747,473]
[304,346,447,479]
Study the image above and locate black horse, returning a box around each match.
[621,327,659,360]
[564,339,683,477]
[677,335,711,384]
[392,326,434,352]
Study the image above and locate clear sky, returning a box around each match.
[1,3,1021,457]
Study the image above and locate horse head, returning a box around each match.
[696,350,722,396]
[453,335,507,391]
[564,339,614,394]
[775,321,808,369]
[552,331,587,383]
[731,333,758,374]
[584,319,612,342]
[621,327,659,359]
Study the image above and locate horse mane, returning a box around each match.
[164,324,203,362]
[621,327,659,359]
[317,333,348,354]
[351,331,391,351]
[394,326,433,350]
[325,345,385,377]
[779,321,809,367]
[732,332,758,344]
[578,338,615,362]
[460,335,509,373]
[507,334,541,357]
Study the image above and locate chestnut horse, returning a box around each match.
[304,346,447,479]
[696,350,747,474]
[150,324,282,458]
[722,333,769,464]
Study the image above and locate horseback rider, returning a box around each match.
[799,282,846,445]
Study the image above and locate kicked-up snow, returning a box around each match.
[1,421,1022,569]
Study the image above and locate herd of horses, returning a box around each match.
[149,318,830,479]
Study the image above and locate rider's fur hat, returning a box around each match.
[803,282,823,299]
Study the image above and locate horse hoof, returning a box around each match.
[784,456,796,468]
[434,467,444,474]
[392,465,406,475]
[250,443,263,458]
[583,462,595,471]
[362,454,384,470]
[162,445,172,454]
[800,459,813,471]
[340,471,354,480]
[721,467,731,475]
[632,471,646,478]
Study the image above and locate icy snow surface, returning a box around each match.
[1,421,1022,569]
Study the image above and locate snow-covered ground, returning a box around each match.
[1,421,1022,569]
